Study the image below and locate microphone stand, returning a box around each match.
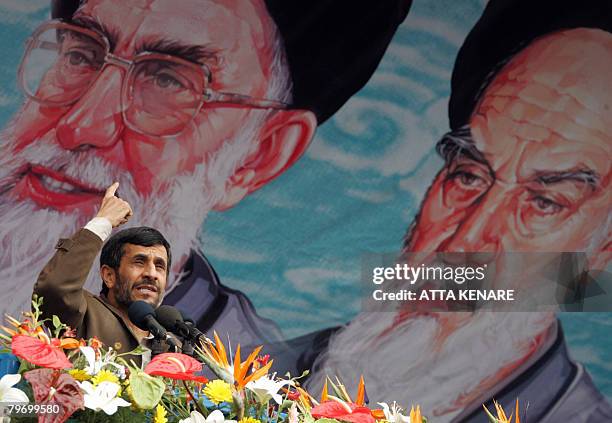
[181,339,195,356]
[151,337,165,357]
[150,335,180,357]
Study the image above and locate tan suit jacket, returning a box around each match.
[33,228,143,364]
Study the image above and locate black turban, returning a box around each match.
[51,0,412,125]
[449,0,612,131]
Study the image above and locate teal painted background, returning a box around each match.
[0,0,609,399]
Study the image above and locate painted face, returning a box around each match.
[7,0,275,216]
[405,29,611,263]
[111,243,169,308]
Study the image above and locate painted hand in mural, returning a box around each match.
[95,183,133,228]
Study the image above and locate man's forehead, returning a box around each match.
[470,112,610,183]
[470,28,612,180]
[123,243,168,260]
[77,0,270,57]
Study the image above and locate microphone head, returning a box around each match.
[156,305,184,332]
[128,300,156,331]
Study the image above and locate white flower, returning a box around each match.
[245,375,293,405]
[79,346,125,378]
[378,402,410,423]
[179,410,237,423]
[78,381,131,415]
[0,374,29,403]
[288,402,299,423]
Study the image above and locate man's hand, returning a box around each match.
[96,182,133,228]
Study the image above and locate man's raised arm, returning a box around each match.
[33,182,132,329]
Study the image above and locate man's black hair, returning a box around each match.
[100,227,172,296]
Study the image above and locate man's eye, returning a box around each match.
[64,50,93,67]
[154,72,184,89]
[449,170,487,189]
[531,195,564,214]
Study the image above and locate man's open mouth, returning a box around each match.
[134,284,158,295]
[15,164,107,210]
[28,164,105,195]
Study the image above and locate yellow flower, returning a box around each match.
[238,417,261,423]
[68,369,91,382]
[203,379,233,404]
[92,370,119,386]
[92,370,122,395]
[154,404,168,423]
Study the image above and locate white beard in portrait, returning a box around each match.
[0,106,270,318]
[307,237,557,422]
[0,31,294,319]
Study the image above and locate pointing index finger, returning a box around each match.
[105,182,119,198]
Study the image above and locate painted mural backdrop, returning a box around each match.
[0,0,610,421]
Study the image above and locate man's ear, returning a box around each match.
[214,109,317,211]
[100,265,117,291]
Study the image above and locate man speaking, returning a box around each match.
[34,182,171,358]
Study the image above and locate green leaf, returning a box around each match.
[280,399,294,411]
[117,345,150,357]
[314,419,342,423]
[52,315,61,329]
[129,370,165,410]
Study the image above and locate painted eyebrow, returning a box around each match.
[531,169,600,190]
[436,128,601,190]
[70,15,217,66]
[435,126,489,166]
[70,15,119,51]
[135,39,219,66]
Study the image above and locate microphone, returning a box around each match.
[156,305,190,338]
[128,301,178,353]
[157,305,205,356]
[128,301,167,339]
[156,306,209,344]
[179,309,210,344]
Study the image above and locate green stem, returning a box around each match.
[183,380,207,417]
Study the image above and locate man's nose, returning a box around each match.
[55,66,124,150]
[142,261,159,280]
[438,185,509,254]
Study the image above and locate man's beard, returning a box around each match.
[0,111,265,319]
[115,276,163,309]
[307,310,555,421]
[307,249,556,421]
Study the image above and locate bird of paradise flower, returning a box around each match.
[483,399,525,423]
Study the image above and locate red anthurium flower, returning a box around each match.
[144,352,208,383]
[311,400,376,423]
[12,334,72,369]
[24,368,84,423]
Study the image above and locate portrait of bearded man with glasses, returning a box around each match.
[0,0,410,347]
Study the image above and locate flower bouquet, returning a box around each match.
[0,298,523,423]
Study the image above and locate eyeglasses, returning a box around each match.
[18,20,289,137]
